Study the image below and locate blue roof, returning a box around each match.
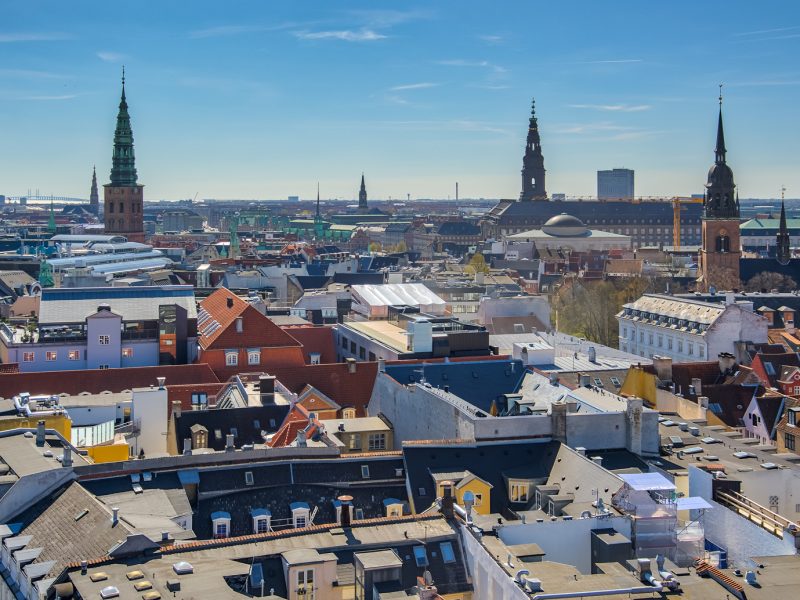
[250,508,271,518]
[384,359,526,413]
[290,501,310,511]
[383,498,403,507]
[41,285,193,301]
[177,469,200,485]
[210,511,231,521]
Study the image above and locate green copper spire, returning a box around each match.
[110,67,138,186]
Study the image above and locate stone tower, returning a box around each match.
[699,91,741,291]
[104,69,145,243]
[519,98,547,202]
[89,165,99,215]
[358,173,368,212]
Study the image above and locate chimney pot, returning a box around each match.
[346,357,357,374]
[157,376,166,389]
[112,507,119,526]
[62,446,73,467]
[225,434,235,451]
[338,495,353,528]
[172,401,182,419]
[35,420,46,447]
[377,357,386,373]
[183,438,192,455]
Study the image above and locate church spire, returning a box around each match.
[519,97,547,201]
[109,66,138,187]
[715,85,726,164]
[89,165,99,214]
[704,86,737,219]
[358,173,368,212]
[777,188,791,265]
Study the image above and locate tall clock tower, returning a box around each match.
[699,92,740,291]
[104,69,145,243]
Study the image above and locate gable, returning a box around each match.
[203,304,303,351]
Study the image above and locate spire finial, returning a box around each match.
[122,65,126,87]
[718,83,723,107]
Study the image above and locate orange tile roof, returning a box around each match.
[199,287,304,352]
[271,362,379,416]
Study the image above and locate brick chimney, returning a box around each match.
[338,495,353,528]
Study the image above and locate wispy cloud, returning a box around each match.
[436,59,507,74]
[479,34,504,44]
[294,29,386,42]
[25,94,77,101]
[734,25,800,37]
[189,23,303,39]
[575,59,642,64]
[0,68,69,80]
[390,82,439,91]
[347,8,432,28]
[0,32,73,43]
[554,121,660,141]
[569,103,652,112]
[97,51,126,63]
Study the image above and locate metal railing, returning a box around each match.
[716,490,799,538]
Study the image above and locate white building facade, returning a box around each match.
[617,294,768,361]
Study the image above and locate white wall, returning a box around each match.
[131,386,168,457]
[496,516,632,574]
[460,524,529,600]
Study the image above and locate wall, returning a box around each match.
[87,441,130,463]
[473,414,552,441]
[566,413,626,451]
[0,415,70,440]
[476,295,551,330]
[707,306,768,361]
[460,525,529,600]
[688,465,797,566]
[86,312,123,369]
[496,516,632,574]
[131,386,168,457]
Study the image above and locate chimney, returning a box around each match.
[80,560,88,575]
[235,317,243,333]
[378,357,386,373]
[35,420,46,447]
[579,374,591,388]
[591,456,603,466]
[441,481,455,519]
[172,401,182,419]
[157,376,166,390]
[338,495,353,528]
[575,447,586,456]
[225,434,235,452]
[718,352,736,375]
[346,357,357,374]
[691,377,702,396]
[183,438,192,455]
[62,446,73,468]
[651,355,673,382]
[258,375,276,405]
[296,428,307,447]
[587,346,597,363]
[112,507,119,526]
[549,372,559,386]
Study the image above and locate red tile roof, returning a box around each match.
[199,287,304,352]
[281,325,337,364]
[272,362,379,417]
[0,364,220,398]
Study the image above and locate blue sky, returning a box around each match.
[1,1,799,201]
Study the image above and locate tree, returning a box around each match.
[465,252,489,275]
[368,241,382,253]
[745,271,797,293]
[551,278,620,347]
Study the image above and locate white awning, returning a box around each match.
[618,472,676,491]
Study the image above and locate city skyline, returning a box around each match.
[2,1,800,200]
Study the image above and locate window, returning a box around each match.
[98,335,110,345]
[350,341,356,353]
[255,518,269,533]
[245,471,254,486]
[247,349,260,365]
[215,522,228,537]
[361,465,370,479]
[98,364,109,370]
[785,433,796,451]
[122,347,133,358]
[413,546,429,567]
[22,352,35,362]
[688,343,694,356]
[593,378,603,387]
[666,338,672,350]
[342,408,356,419]
[678,340,684,353]
[472,493,483,507]
[440,542,456,564]
[349,434,362,450]
[622,327,627,338]
[310,352,321,365]
[225,352,238,366]
[297,569,314,591]
[191,393,208,407]
[294,514,307,528]
[648,333,654,345]
[359,346,366,360]
[368,351,376,362]
[510,481,529,503]
[368,433,386,450]
[699,346,705,358]
[793,386,800,396]
[610,377,621,387]
[639,332,644,342]
[45,351,57,361]
[68,350,80,360]
[789,409,798,426]
[657,335,663,347]
[341,336,347,349]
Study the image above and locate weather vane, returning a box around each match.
[718,83,723,106]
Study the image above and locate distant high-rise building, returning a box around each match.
[358,173,368,212]
[519,98,547,201]
[89,165,99,215]
[104,69,145,243]
[597,168,634,199]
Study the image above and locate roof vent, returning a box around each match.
[226,297,234,309]
[100,586,120,599]
[97,303,111,312]
[172,561,193,575]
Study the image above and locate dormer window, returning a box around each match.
[290,502,310,528]
[789,408,799,427]
[211,511,231,538]
[509,480,531,503]
[247,349,261,365]
[251,508,271,534]
[383,498,404,518]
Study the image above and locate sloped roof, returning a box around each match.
[272,362,379,417]
[280,325,337,363]
[199,287,303,351]
[351,283,446,309]
[0,363,220,399]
